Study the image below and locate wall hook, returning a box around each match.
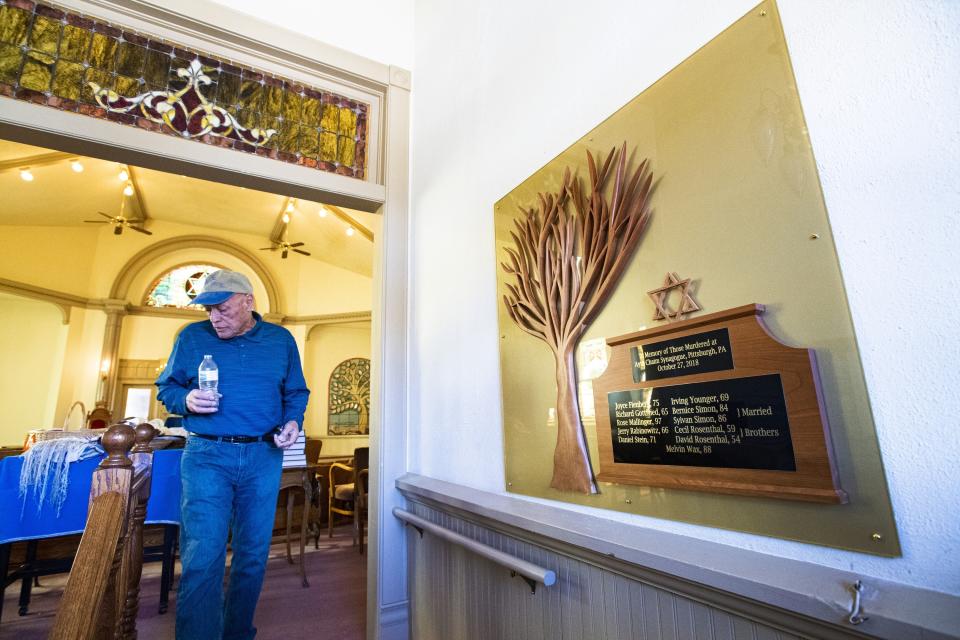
[848,580,868,625]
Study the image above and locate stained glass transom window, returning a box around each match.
[0,2,369,178]
[145,264,219,309]
[327,358,370,436]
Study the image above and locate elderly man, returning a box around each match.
[156,270,309,640]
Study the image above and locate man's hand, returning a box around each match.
[273,421,300,449]
[186,389,220,414]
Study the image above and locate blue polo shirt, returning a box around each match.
[155,312,310,437]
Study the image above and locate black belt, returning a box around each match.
[192,433,274,444]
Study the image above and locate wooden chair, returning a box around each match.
[304,438,323,465]
[355,467,369,555]
[86,405,112,430]
[327,446,369,546]
[49,422,156,640]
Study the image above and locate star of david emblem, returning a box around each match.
[647,272,701,322]
[184,272,206,300]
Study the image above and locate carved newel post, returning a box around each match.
[96,424,137,640]
[118,423,156,637]
[51,422,158,640]
[98,423,136,470]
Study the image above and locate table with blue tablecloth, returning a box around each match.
[0,448,182,620]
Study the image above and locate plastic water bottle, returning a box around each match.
[198,355,219,392]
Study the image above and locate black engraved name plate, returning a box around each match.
[631,328,734,382]
[609,373,796,471]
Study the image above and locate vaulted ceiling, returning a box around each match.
[0,139,378,277]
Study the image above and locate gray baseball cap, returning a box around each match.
[193,270,254,306]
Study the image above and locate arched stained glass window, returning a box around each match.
[145,264,220,309]
[328,358,370,435]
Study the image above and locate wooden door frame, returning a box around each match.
[0,2,411,637]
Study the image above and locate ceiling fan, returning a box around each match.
[259,240,311,259]
[83,210,152,235]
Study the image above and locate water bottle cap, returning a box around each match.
[204,354,212,358]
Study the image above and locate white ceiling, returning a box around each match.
[0,139,377,277]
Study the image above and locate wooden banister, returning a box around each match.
[49,492,125,639]
[50,422,156,640]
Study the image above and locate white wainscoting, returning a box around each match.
[397,474,959,640]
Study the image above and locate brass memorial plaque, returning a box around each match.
[494,0,900,554]
[594,304,846,503]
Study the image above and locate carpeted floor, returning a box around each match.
[0,526,366,639]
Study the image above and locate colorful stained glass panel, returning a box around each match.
[145,264,219,309]
[327,358,370,436]
[338,136,356,167]
[0,43,21,84]
[320,103,338,132]
[82,67,112,102]
[52,60,83,99]
[337,107,356,137]
[0,6,31,46]
[59,25,91,62]
[115,42,146,77]
[20,50,54,92]
[319,132,337,162]
[1,2,370,179]
[27,16,59,55]
[215,72,239,106]
[302,96,321,128]
[142,49,169,88]
[88,32,117,70]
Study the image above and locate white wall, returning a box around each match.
[408,0,960,598]
[207,0,414,69]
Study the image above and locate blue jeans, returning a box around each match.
[176,437,283,640]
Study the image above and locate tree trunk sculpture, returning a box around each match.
[501,144,654,494]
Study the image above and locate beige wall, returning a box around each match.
[1,216,372,445]
[52,306,106,431]
[119,315,192,361]
[4,219,373,314]
[293,258,375,316]
[0,226,101,296]
[304,321,371,456]
[0,295,69,444]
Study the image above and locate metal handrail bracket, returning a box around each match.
[394,507,556,594]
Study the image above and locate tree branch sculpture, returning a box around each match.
[501,144,654,493]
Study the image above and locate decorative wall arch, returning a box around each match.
[109,236,285,315]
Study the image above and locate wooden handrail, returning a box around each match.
[50,422,156,640]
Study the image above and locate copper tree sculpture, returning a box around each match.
[501,144,654,494]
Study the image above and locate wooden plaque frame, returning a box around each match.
[593,304,847,503]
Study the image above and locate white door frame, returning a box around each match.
[0,2,410,636]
